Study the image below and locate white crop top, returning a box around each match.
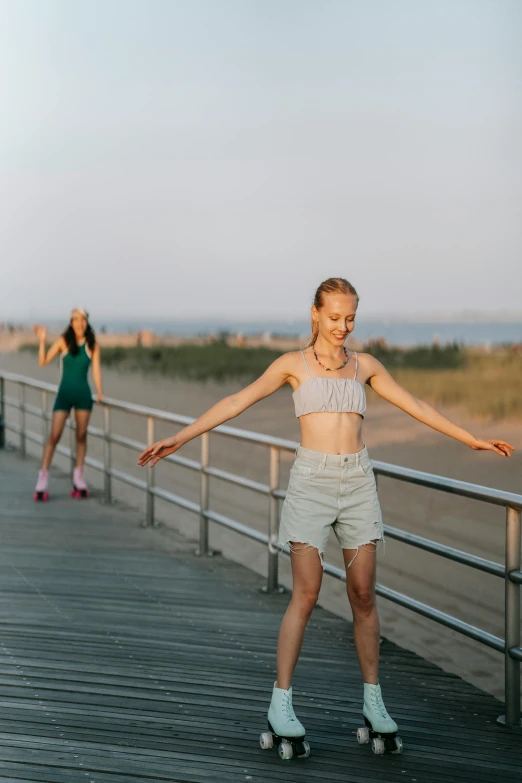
[293,351,366,418]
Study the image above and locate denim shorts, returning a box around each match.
[278,445,384,567]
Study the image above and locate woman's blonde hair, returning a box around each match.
[304,277,359,348]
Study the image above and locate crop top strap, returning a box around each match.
[301,351,312,377]
[353,351,358,380]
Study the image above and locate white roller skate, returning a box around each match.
[34,469,49,501]
[259,682,310,760]
[71,466,90,499]
[356,682,403,755]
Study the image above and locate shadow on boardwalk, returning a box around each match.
[0,450,520,783]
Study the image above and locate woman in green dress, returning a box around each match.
[33,308,104,500]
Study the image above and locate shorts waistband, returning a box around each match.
[296,444,369,467]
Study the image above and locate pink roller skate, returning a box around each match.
[34,469,50,501]
[71,466,90,499]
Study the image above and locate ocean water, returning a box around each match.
[94,319,522,347]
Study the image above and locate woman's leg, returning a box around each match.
[345,544,399,738]
[276,545,323,690]
[74,410,91,466]
[40,411,69,470]
[344,543,380,684]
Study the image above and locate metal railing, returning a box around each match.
[1,370,521,728]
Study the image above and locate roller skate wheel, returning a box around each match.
[259,731,273,750]
[392,736,403,754]
[278,740,294,760]
[371,737,385,755]
[70,489,77,498]
[297,740,310,758]
[356,726,370,744]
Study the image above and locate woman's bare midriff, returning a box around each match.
[298,411,365,454]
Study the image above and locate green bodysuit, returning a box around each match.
[53,341,93,412]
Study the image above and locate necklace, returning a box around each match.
[313,346,349,372]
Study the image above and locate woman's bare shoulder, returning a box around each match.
[277,350,307,370]
[356,352,387,382]
[357,351,380,366]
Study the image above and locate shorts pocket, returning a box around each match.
[356,458,374,477]
[291,458,324,480]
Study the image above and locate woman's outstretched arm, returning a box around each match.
[138,353,295,467]
[364,354,515,457]
[34,326,65,367]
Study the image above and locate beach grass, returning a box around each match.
[99,343,284,382]
[20,342,521,420]
[385,351,522,421]
[102,343,522,420]
[97,342,467,379]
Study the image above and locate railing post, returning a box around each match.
[498,506,522,727]
[264,446,283,593]
[146,416,155,526]
[41,390,49,446]
[196,432,210,555]
[19,383,26,457]
[0,376,5,449]
[104,406,112,504]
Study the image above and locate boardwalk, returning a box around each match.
[0,450,520,783]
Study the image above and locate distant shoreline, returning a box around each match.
[7,311,522,324]
[2,317,521,347]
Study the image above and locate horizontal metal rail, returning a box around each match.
[384,525,505,578]
[373,460,522,511]
[1,369,520,728]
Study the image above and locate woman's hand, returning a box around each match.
[470,438,515,457]
[34,324,47,342]
[138,436,179,467]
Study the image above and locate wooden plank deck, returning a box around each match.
[0,450,520,783]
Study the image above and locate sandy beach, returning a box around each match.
[2,350,521,702]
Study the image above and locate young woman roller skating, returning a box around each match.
[33,308,104,501]
[138,278,514,760]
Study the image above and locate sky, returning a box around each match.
[1,0,521,323]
